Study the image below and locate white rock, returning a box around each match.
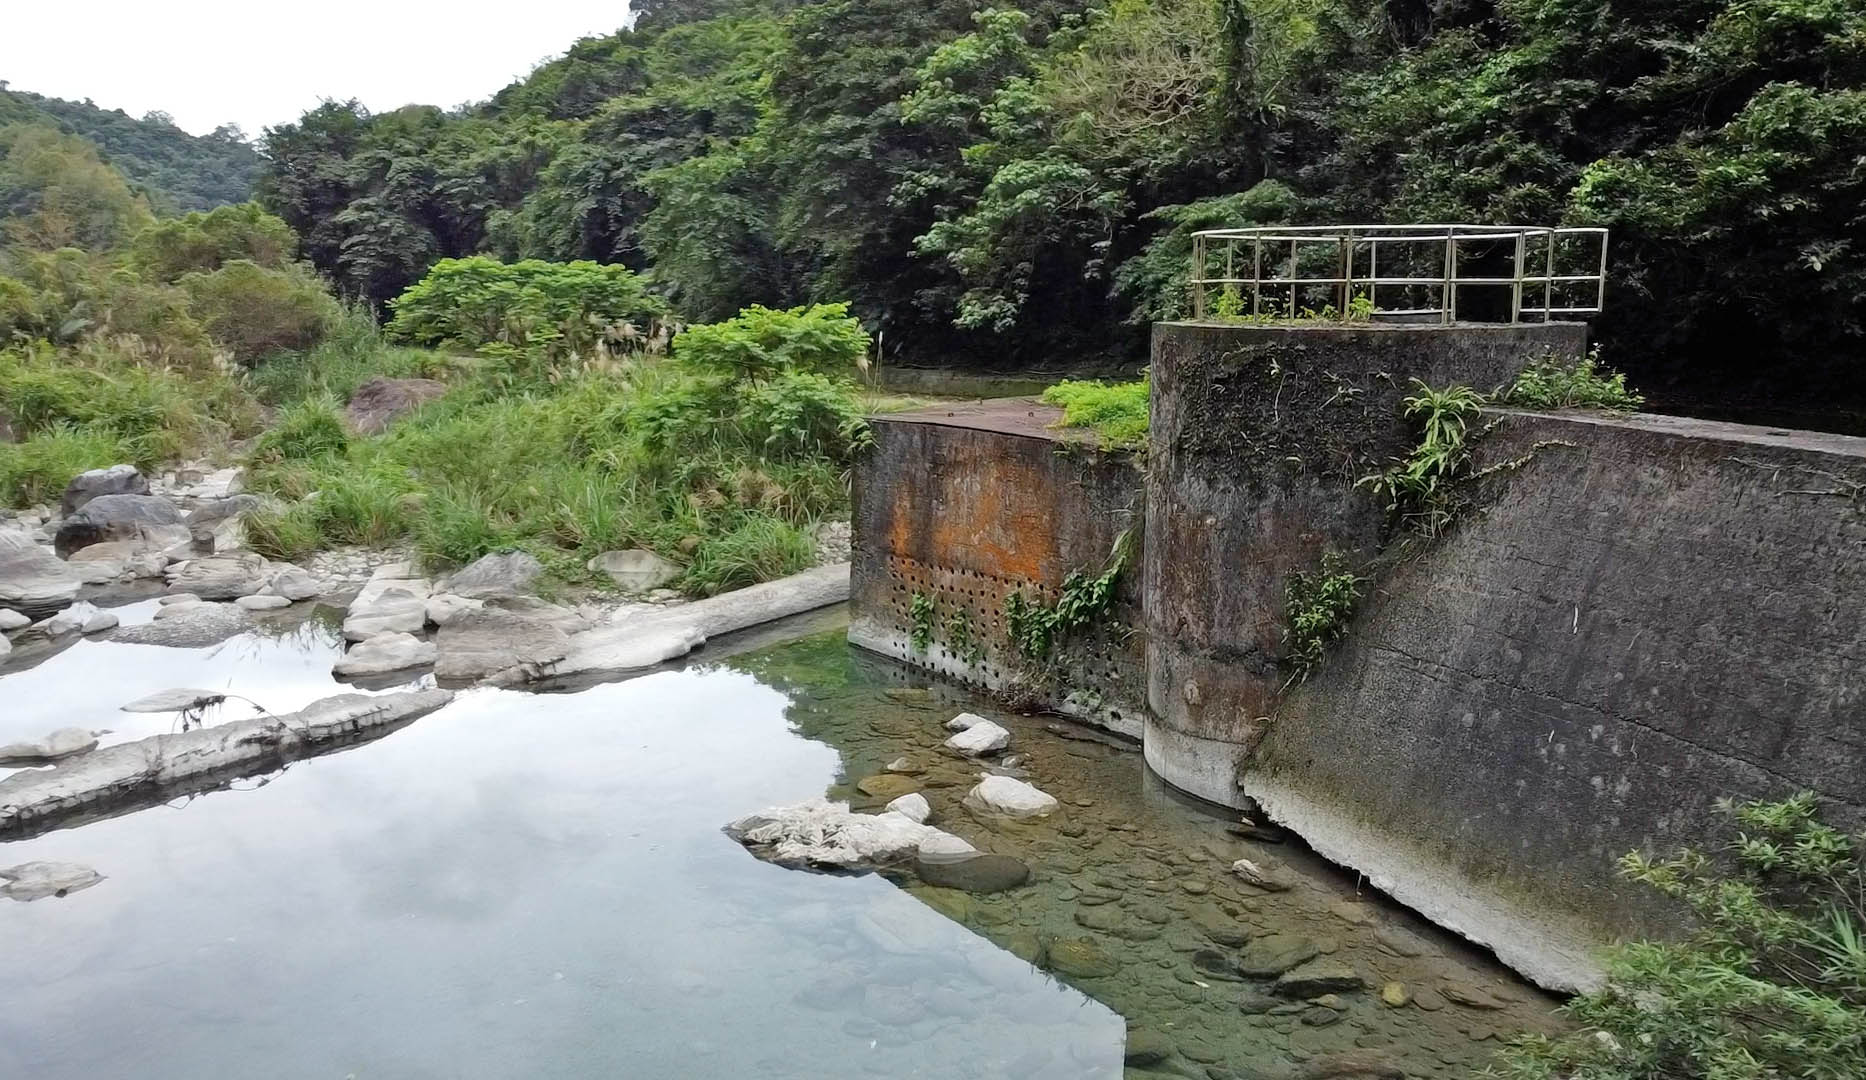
[916,832,979,863]
[343,585,430,641]
[963,775,1059,818]
[0,727,101,764]
[235,594,292,611]
[0,530,81,617]
[261,566,326,601]
[442,551,543,599]
[945,712,988,732]
[166,552,268,600]
[0,861,104,901]
[944,720,1012,756]
[723,797,942,871]
[154,600,213,620]
[0,609,29,631]
[333,631,437,677]
[0,634,9,657]
[34,601,112,637]
[884,792,932,824]
[157,593,200,606]
[424,593,483,626]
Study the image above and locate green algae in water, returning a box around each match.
[721,630,1568,1077]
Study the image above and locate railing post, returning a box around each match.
[1251,238,1263,317]
[1442,228,1456,324]
[1511,229,1526,323]
[1544,229,1555,322]
[1192,234,1205,319]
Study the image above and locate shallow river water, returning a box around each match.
[1,600,1560,1078]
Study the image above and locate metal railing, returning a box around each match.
[1188,223,1608,324]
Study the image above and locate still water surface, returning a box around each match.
[1,604,1557,1078]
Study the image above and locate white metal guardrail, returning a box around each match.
[1189,223,1608,324]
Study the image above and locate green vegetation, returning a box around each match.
[1004,528,1133,659]
[1505,352,1645,412]
[241,301,872,593]
[1496,793,1866,1080]
[0,85,260,212]
[1281,551,1363,683]
[246,0,1866,418]
[1041,376,1149,450]
[910,591,936,652]
[1359,381,1487,537]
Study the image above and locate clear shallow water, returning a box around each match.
[0,615,1560,1078]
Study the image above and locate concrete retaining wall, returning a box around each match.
[848,400,1147,736]
[1245,410,1866,989]
[1143,322,1587,804]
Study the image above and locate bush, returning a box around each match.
[384,256,669,365]
[246,303,451,406]
[180,259,340,363]
[672,302,870,382]
[128,202,298,283]
[1496,793,1866,1080]
[0,422,131,506]
[1041,376,1149,450]
[1505,351,1644,411]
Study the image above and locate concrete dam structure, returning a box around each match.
[848,319,1866,992]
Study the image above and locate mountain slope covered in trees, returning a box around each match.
[257,0,1866,424]
[0,85,261,213]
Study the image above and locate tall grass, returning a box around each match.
[246,303,455,407]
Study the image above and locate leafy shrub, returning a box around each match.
[1505,351,1644,411]
[734,370,873,459]
[1041,376,1149,450]
[246,303,451,406]
[128,202,297,283]
[1283,552,1364,682]
[385,256,669,365]
[180,259,340,363]
[1114,182,1304,325]
[1496,793,1866,1080]
[672,302,869,382]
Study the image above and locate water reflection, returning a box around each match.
[0,661,1123,1079]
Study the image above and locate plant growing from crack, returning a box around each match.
[909,591,935,653]
[1282,551,1364,683]
[1504,349,1643,411]
[1003,529,1135,659]
[1358,379,1486,536]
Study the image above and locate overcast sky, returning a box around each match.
[1,1,636,138]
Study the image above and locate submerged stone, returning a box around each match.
[1237,933,1322,977]
[0,861,103,901]
[1275,958,1362,997]
[944,720,1011,755]
[1046,937,1120,978]
[855,773,920,799]
[1123,1027,1175,1066]
[914,853,1029,894]
[1231,855,1297,892]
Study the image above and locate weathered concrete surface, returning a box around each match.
[1239,410,1866,991]
[849,399,1147,736]
[1143,322,1587,804]
[0,689,454,839]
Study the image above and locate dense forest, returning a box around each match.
[253,0,1866,425]
[0,84,261,213]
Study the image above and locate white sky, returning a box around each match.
[0,1,637,138]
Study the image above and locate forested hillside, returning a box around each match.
[258,0,1864,422]
[0,85,261,213]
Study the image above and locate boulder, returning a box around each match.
[424,593,483,626]
[963,775,1059,818]
[0,861,104,902]
[235,594,292,611]
[60,465,148,516]
[0,531,81,618]
[723,797,956,872]
[587,548,682,592]
[885,792,931,823]
[167,552,269,600]
[945,712,987,732]
[260,565,326,602]
[432,607,570,682]
[114,604,252,647]
[182,493,264,529]
[0,727,101,765]
[485,595,588,633]
[33,601,116,637]
[157,593,199,606]
[172,466,245,502]
[0,609,27,631]
[442,551,544,598]
[54,494,183,558]
[346,376,447,435]
[68,540,168,581]
[916,832,978,862]
[945,720,1012,756]
[913,853,1029,894]
[343,560,433,638]
[334,631,437,677]
[153,599,213,620]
